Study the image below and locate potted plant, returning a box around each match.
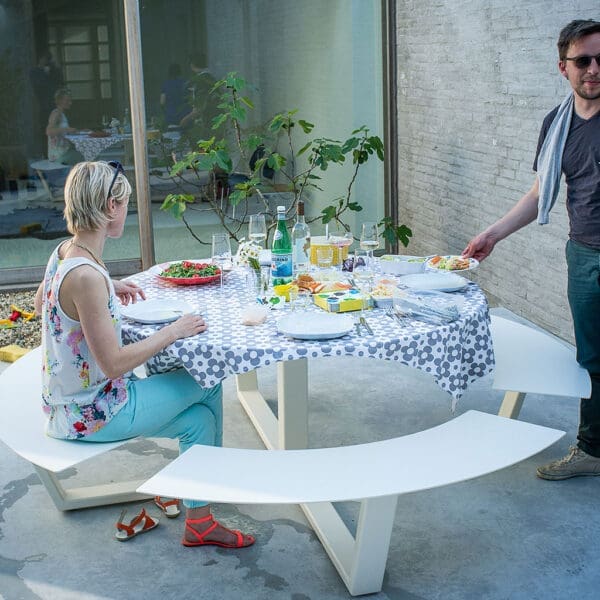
[158,72,412,250]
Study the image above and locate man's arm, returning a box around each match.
[462,177,539,261]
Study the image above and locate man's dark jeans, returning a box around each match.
[566,240,600,457]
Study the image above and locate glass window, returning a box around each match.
[97,25,108,42]
[65,63,93,81]
[0,0,140,284]
[64,45,92,62]
[63,26,90,44]
[1,0,386,286]
[140,0,385,263]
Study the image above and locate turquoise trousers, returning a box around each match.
[566,240,600,457]
[81,368,222,508]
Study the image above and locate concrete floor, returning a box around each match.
[1,308,599,599]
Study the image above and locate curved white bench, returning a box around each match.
[139,410,564,596]
[0,346,149,510]
[0,345,566,595]
[491,315,591,418]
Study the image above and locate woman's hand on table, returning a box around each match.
[114,280,146,305]
[166,313,207,340]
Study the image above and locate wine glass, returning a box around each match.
[352,248,373,319]
[101,115,109,130]
[248,214,267,248]
[327,228,353,268]
[211,233,232,291]
[360,222,380,267]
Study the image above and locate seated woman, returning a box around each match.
[45,88,83,165]
[34,161,254,548]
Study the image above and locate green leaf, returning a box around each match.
[211,113,228,129]
[298,119,314,133]
[380,218,413,248]
[240,96,254,109]
[320,205,337,223]
[231,106,247,122]
[297,141,312,156]
[341,137,360,153]
[214,149,233,171]
[348,202,363,212]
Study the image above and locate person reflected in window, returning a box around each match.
[46,88,83,165]
[30,51,63,156]
[179,53,218,143]
[160,63,187,127]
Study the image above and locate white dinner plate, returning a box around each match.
[277,312,354,340]
[425,255,479,272]
[398,272,469,292]
[120,299,194,324]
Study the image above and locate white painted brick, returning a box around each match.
[395,3,597,342]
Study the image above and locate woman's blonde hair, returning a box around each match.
[63,161,131,234]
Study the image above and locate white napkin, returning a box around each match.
[241,305,269,326]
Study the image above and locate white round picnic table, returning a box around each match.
[121,264,494,406]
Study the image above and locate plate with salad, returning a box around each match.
[154,260,221,285]
[426,255,479,272]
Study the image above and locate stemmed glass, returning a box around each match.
[360,222,379,267]
[327,228,353,269]
[211,233,232,291]
[352,248,373,319]
[248,214,267,248]
[101,115,109,130]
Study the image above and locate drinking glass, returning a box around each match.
[327,229,353,268]
[101,115,109,130]
[211,233,232,291]
[360,222,380,266]
[248,214,267,248]
[316,246,333,270]
[353,249,373,318]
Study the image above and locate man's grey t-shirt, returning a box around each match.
[533,107,600,250]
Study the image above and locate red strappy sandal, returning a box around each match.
[115,507,159,541]
[154,496,181,518]
[182,514,255,548]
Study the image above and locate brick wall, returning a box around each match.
[395,1,597,342]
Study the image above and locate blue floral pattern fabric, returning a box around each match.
[41,244,130,439]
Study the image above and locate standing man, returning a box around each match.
[463,19,600,480]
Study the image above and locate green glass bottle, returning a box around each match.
[271,205,293,285]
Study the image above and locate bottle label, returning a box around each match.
[271,253,293,284]
[273,230,283,241]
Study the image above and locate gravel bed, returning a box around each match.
[0,290,41,349]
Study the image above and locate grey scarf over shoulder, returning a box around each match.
[536,92,574,224]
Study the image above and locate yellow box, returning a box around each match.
[310,236,349,266]
[313,289,372,313]
[0,344,32,363]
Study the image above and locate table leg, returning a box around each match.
[235,358,308,450]
[236,358,391,596]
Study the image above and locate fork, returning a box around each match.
[385,306,405,325]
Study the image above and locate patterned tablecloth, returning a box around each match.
[66,133,129,161]
[121,267,495,404]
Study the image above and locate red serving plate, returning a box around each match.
[155,262,221,286]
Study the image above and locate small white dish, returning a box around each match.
[398,272,469,292]
[277,312,354,340]
[379,255,427,276]
[120,299,194,324]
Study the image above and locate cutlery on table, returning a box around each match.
[359,315,374,335]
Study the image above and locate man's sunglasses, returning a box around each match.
[107,160,124,199]
[564,54,600,69]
